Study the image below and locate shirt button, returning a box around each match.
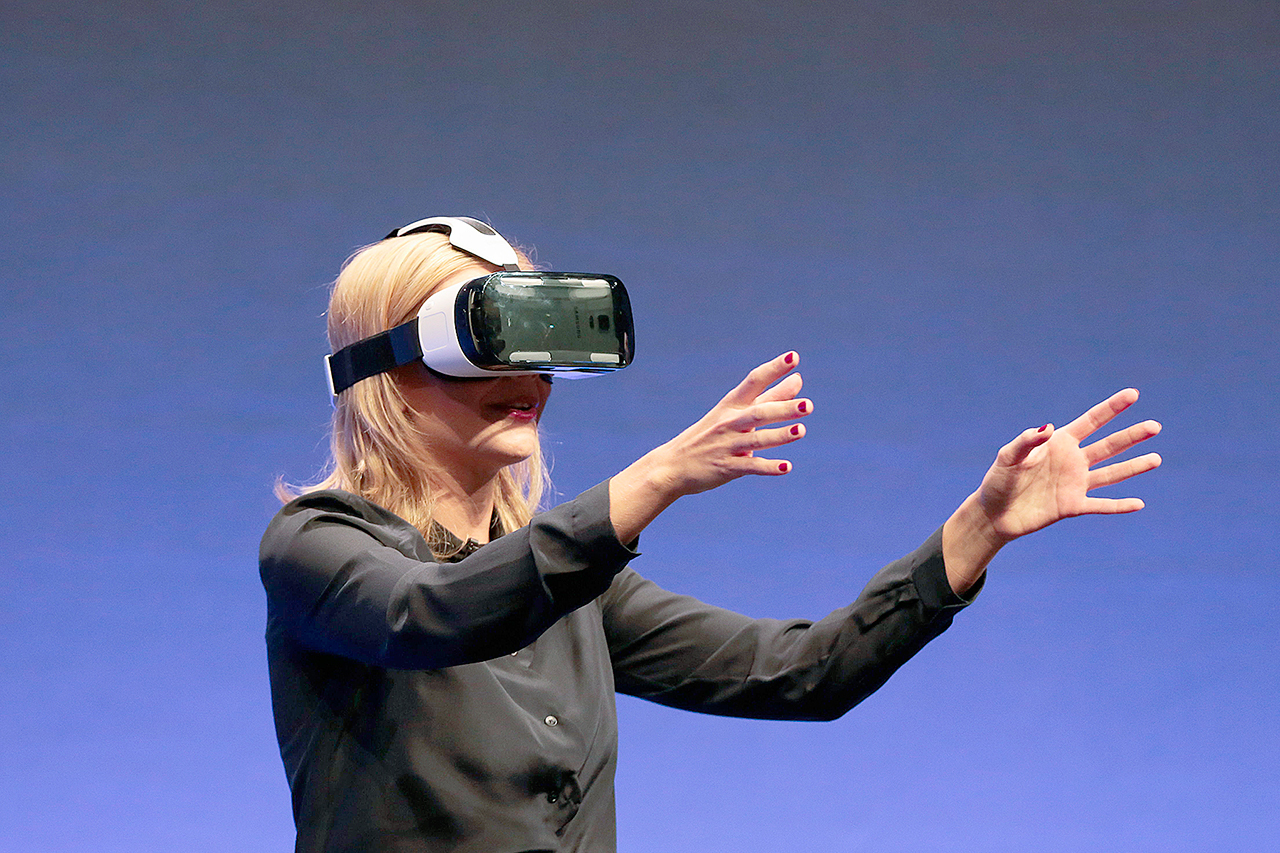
[544,715,559,727]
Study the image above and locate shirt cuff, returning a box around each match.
[575,479,642,560]
[911,526,983,612]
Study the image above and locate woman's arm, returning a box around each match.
[262,355,807,669]
[260,484,636,668]
[599,382,1161,722]
[601,533,966,721]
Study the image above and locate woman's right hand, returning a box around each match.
[608,352,811,543]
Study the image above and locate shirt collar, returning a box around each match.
[428,514,504,562]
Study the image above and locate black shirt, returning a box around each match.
[260,481,972,852]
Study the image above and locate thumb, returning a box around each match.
[1000,423,1054,466]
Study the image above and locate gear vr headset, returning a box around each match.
[326,216,634,395]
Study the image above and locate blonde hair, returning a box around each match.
[280,231,548,551]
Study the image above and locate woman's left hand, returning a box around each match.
[942,389,1162,595]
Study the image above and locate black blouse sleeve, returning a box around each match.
[259,481,638,669]
[599,528,978,721]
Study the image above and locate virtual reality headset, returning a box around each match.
[326,216,634,395]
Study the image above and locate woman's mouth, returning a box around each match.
[496,402,539,421]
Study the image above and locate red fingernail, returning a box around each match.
[1038,424,1049,433]
[798,401,808,413]
[779,462,790,472]
[790,424,801,435]
[784,352,795,364]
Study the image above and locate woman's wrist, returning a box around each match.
[941,492,1007,597]
[608,448,682,545]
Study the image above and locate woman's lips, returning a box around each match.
[492,402,539,421]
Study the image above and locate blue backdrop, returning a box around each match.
[3,1,1276,850]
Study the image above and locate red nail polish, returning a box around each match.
[779,462,790,472]
[790,424,800,435]
[798,401,808,413]
[784,352,795,365]
[1038,424,1049,433]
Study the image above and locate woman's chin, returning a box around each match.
[480,431,540,469]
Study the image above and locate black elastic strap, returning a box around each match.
[327,319,422,395]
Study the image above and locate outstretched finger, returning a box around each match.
[725,398,812,432]
[733,422,807,453]
[1088,452,1162,490]
[1081,496,1146,515]
[1063,388,1140,441]
[719,352,800,408]
[1083,420,1162,466]
[754,371,803,405]
[740,455,796,476]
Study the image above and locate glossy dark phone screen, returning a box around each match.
[462,272,634,371]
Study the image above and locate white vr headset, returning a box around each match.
[326,216,634,395]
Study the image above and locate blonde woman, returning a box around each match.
[260,219,1161,853]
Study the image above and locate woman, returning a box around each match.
[260,220,1162,853]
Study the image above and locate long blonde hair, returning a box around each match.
[280,231,548,547]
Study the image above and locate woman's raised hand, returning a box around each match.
[942,389,1163,594]
[656,351,812,494]
[609,352,811,543]
[977,389,1162,539]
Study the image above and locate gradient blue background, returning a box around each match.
[3,1,1276,850]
